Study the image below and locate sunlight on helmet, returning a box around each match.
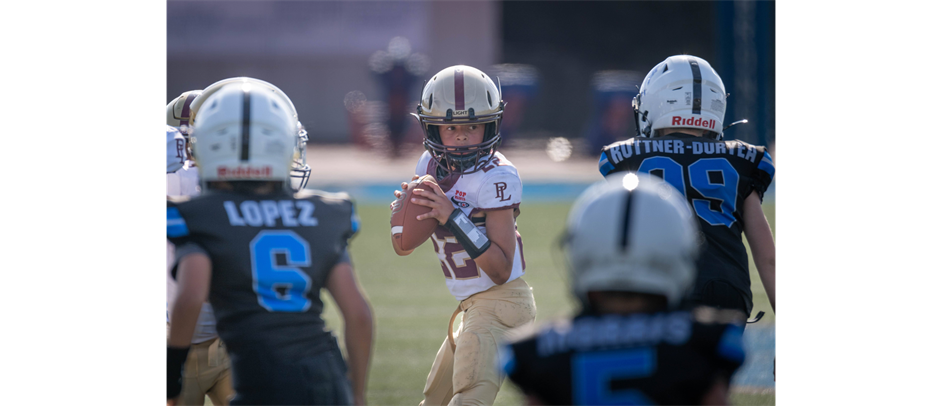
[545,137,573,162]
[241,83,252,93]
[622,173,640,191]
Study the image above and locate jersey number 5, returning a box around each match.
[572,348,656,405]
[250,230,312,312]
[638,157,740,227]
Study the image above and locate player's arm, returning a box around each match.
[412,188,516,285]
[166,252,211,401]
[390,176,420,256]
[326,261,374,406]
[742,190,775,312]
[699,374,731,405]
[472,208,516,284]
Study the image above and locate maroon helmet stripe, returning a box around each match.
[454,68,465,111]
[179,93,197,126]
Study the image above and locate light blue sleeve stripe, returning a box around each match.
[350,205,360,235]
[757,151,775,179]
[598,153,616,176]
[167,207,189,238]
[717,325,746,364]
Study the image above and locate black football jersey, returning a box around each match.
[167,189,358,366]
[598,134,775,314]
[501,309,745,405]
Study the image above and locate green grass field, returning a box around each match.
[201,202,776,405]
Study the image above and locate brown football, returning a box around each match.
[391,175,442,251]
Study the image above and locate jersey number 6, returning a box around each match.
[250,230,313,312]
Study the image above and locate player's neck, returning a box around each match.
[657,128,705,137]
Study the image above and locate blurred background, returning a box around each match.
[168,1,774,155]
[168,1,775,405]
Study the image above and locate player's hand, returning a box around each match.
[411,180,452,225]
[391,175,420,209]
[167,398,178,406]
[390,176,419,209]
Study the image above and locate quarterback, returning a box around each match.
[391,65,537,406]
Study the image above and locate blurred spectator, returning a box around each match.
[368,37,429,158]
[490,64,539,144]
[583,70,643,155]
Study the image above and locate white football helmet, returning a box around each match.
[166,125,186,173]
[633,55,727,140]
[166,90,202,137]
[565,172,700,307]
[190,83,297,187]
[412,65,504,175]
[189,77,311,190]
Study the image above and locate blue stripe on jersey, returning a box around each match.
[167,207,189,238]
[498,344,517,376]
[598,153,616,176]
[758,151,775,179]
[717,325,746,364]
[350,205,360,235]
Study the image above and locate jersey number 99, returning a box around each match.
[638,157,740,227]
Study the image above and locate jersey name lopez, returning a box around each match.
[224,200,318,227]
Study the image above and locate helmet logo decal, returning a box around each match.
[241,90,251,161]
[454,68,465,111]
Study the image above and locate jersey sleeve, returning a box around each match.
[750,148,775,202]
[598,149,616,176]
[476,168,522,210]
[414,151,432,177]
[167,127,185,174]
[166,199,207,279]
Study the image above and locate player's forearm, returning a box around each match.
[755,257,775,312]
[344,307,373,405]
[475,246,513,285]
[168,296,203,347]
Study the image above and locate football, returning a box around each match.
[391,175,442,251]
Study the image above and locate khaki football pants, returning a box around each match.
[175,334,234,405]
[420,277,537,406]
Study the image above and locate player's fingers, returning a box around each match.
[410,196,434,207]
[401,182,409,190]
[421,182,443,196]
[417,210,438,221]
[412,175,420,181]
[394,190,402,198]
[413,188,442,202]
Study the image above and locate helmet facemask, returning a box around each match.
[421,119,501,177]
[290,123,312,191]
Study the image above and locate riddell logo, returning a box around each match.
[671,116,717,129]
[217,165,273,179]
